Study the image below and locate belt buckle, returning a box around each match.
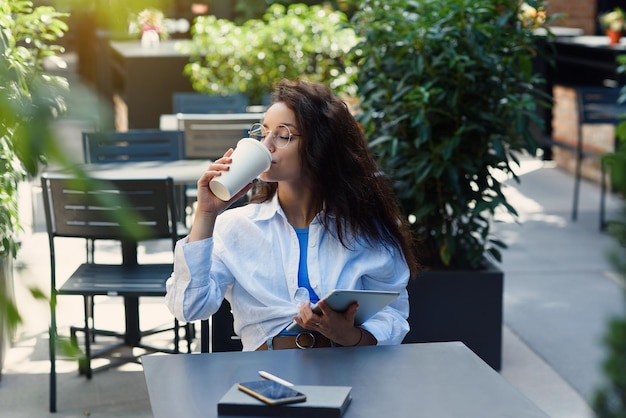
[295,332,316,349]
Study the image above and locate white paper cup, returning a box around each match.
[209,138,271,201]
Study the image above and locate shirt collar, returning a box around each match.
[254,193,329,224]
[254,193,283,221]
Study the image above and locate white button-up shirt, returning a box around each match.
[165,195,411,351]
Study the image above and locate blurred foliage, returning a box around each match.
[179,3,357,104]
[34,0,357,35]
[0,0,165,347]
[0,0,70,257]
[232,0,359,23]
[348,0,555,270]
[37,0,173,36]
[0,0,70,348]
[592,56,626,418]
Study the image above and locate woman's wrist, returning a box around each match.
[347,327,364,347]
[188,211,217,242]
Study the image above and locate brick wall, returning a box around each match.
[552,86,615,184]
[546,0,597,35]
[543,1,613,184]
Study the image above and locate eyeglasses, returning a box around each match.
[248,123,300,149]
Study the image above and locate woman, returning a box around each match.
[166,79,419,351]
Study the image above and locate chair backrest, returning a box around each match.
[179,113,264,159]
[82,130,184,164]
[172,92,248,114]
[576,87,625,125]
[41,175,178,246]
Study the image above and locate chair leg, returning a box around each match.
[64,299,191,379]
[174,318,180,354]
[90,297,96,343]
[186,322,195,353]
[49,297,57,413]
[600,158,608,231]
[200,319,209,353]
[572,135,583,221]
[177,321,194,353]
[83,296,93,379]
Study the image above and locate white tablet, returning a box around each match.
[285,289,400,333]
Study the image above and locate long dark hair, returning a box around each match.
[250,79,420,276]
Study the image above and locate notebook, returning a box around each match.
[218,384,352,417]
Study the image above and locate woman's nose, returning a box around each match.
[261,133,274,150]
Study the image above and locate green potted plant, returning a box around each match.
[593,306,626,417]
[599,7,626,45]
[593,200,626,416]
[592,78,626,417]
[128,7,169,48]
[0,0,69,377]
[348,0,553,369]
[178,3,358,105]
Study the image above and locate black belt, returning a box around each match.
[256,332,334,350]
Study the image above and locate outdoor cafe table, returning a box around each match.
[108,40,193,130]
[43,159,211,345]
[49,159,213,186]
[45,158,213,262]
[142,342,549,418]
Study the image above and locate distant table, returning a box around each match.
[44,158,210,262]
[142,342,549,418]
[533,34,625,158]
[109,40,194,129]
[47,159,212,186]
[553,35,626,86]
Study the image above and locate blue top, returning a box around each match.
[294,227,320,304]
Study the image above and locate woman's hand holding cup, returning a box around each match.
[190,138,270,242]
[189,149,254,242]
[196,149,251,215]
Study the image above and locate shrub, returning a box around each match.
[0,0,69,257]
[349,0,551,269]
[179,3,357,104]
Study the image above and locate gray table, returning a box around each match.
[47,159,212,185]
[142,342,548,418]
[109,40,194,129]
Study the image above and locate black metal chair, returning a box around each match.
[82,129,185,163]
[200,301,242,353]
[82,129,189,226]
[41,174,192,412]
[572,86,626,230]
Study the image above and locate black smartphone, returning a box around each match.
[237,380,307,406]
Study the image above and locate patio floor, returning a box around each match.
[1,153,621,417]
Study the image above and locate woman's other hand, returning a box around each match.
[294,300,373,346]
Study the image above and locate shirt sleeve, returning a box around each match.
[360,290,410,345]
[358,246,411,345]
[165,236,230,322]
